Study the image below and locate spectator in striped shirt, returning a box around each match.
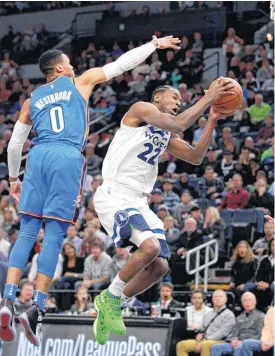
[198,166,224,201]
[162,178,180,212]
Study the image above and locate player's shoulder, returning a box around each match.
[128,101,158,116]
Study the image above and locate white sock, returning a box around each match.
[108,274,127,298]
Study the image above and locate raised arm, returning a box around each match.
[126,78,233,134]
[8,99,32,201]
[75,35,180,100]
[167,108,223,165]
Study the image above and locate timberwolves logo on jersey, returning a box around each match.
[114,210,129,227]
[145,125,169,149]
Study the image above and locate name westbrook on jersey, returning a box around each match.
[34,90,72,110]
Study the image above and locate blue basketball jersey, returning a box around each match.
[30,76,88,151]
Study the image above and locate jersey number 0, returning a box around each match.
[50,106,65,133]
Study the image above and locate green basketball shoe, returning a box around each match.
[94,290,126,336]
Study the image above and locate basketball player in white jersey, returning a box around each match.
[92,79,234,344]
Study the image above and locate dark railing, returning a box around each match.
[203,51,220,79]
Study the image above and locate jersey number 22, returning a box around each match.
[50,106,64,133]
[137,143,161,166]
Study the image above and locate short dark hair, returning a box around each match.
[151,85,175,102]
[38,49,64,76]
[191,288,204,298]
[160,282,174,291]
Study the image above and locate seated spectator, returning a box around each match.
[241,45,255,63]
[250,239,274,311]
[242,71,259,91]
[63,225,82,256]
[247,178,274,215]
[157,204,170,221]
[220,174,250,209]
[28,253,63,285]
[249,94,271,128]
[110,247,129,280]
[76,240,112,291]
[261,141,274,163]
[191,32,204,59]
[178,50,202,88]
[197,147,219,177]
[111,74,129,97]
[216,150,235,182]
[0,229,10,259]
[257,113,274,144]
[193,117,216,145]
[3,208,18,234]
[85,143,103,177]
[54,243,83,311]
[68,286,95,316]
[164,216,181,253]
[202,207,225,249]
[253,220,274,257]
[229,241,258,297]
[256,58,274,86]
[218,127,240,155]
[102,1,119,19]
[233,99,251,127]
[171,68,182,89]
[158,151,177,176]
[176,290,236,356]
[149,188,164,214]
[242,306,274,355]
[162,178,180,213]
[0,53,19,78]
[174,190,196,228]
[190,205,204,231]
[129,73,147,94]
[0,80,11,103]
[159,282,182,310]
[243,137,260,162]
[175,218,203,261]
[79,208,97,233]
[162,50,177,73]
[185,289,212,331]
[198,166,224,201]
[211,292,264,356]
[15,281,34,314]
[175,173,198,198]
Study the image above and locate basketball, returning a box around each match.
[212,78,243,115]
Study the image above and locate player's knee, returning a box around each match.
[140,236,161,259]
[151,258,169,281]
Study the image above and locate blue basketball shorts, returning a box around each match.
[19,143,86,223]
[93,181,170,259]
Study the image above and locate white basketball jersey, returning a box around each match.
[102,121,171,194]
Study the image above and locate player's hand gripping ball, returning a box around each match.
[212,77,243,115]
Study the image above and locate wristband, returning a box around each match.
[156,39,161,48]
[10,179,19,185]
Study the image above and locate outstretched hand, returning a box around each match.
[205,77,236,104]
[152,35,181,50]
[208,107,226,121]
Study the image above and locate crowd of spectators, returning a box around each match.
[0,12,274,351]
[0,24,56,64]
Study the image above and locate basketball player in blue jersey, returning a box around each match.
[0,35,182,346]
